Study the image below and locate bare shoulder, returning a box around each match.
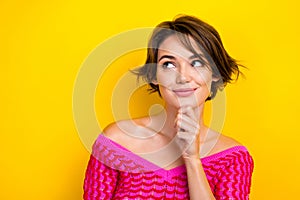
[207,129,243,156]
[102,117,152,150]
[217,134,243,148]
[102,121,123,140]
[102,120,132,145]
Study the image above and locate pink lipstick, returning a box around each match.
[173,88,197,97]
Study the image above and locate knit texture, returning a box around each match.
[84,134,254,199]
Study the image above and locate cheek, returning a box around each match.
[156,70,176,88]
[194,71,213,89]
[159,86,172,99]
[159,86,181,107]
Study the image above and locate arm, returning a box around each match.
[83,155,119,200]
[185,158,216,200]
[214,151,254,199]
[175,106,216,199]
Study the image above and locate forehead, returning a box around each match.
[157,34,203,59]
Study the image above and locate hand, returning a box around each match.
[174,106,201,160]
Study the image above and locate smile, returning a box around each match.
[172,88,198,97]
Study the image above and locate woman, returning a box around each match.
[83,15,254,199]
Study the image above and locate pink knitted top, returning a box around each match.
[84,134,254,199]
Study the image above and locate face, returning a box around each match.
[154,35,217,109]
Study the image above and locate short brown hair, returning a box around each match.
[134,15,243,100]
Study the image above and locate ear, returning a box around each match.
[212,75,220,82]
[151,79,158,85]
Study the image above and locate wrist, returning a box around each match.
[183,156,202,168]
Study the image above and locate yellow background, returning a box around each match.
[1,0,300,199]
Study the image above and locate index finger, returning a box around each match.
[179,106,198,121]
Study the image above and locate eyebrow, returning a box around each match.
[158,54,202,62]
[158,55,175,62]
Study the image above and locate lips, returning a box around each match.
[172,88,197,97]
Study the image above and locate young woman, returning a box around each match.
[83,15,254,199]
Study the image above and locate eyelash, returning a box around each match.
[162,62,175,69]
[191,60,204,67]
[161,60,204,69]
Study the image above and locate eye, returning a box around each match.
[191,60,203,67]
[162,62,176,69]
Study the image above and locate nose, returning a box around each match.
[176,62,191,84]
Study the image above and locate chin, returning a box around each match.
[160,88,208,109]
[167,97,204,109]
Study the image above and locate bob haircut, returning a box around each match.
[134,15,243,101]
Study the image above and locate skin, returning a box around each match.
[155,35,216,199]
[103,34,241,199]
